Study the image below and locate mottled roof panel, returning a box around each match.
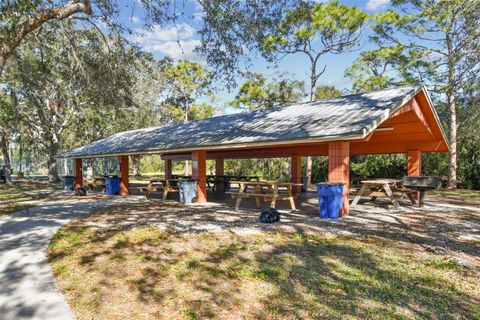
[57,85,422,158]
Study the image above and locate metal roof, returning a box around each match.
[58,85,425,158]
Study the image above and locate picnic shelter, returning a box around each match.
[57,85,449,215]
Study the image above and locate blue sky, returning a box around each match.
[119,0,393,106]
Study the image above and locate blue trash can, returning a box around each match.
[317,183,344,219]
[105,177,121,195]
[62,175,76,191]
[178,179,198,204]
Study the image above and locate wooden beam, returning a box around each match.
[407,150,422,199]
[328,141,350,216]
[162,153,191,161]
[165,159,172,179]
[192,150,207,203]
[74,158,83,190]
[407,150,422,176]
[118,155,129,195]
[290,155,302,193]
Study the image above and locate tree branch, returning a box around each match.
[0,0,93,75]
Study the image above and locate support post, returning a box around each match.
[215,159,225,191]
[165,159,173,179]
[407,150,422,199]
[192,150,207,203]
[328,142,350,216]
[74,158,83,190]
[290,155,302,193]
[118,155,129,195]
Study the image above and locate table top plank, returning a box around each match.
[230,180,302,187]
[360,179,400,185]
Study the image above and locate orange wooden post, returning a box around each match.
[74,158,83,190]
[215,159,225,191]
[407,150,422,176]
[118,155,130,195]
[192,150,207,203]
[291,155,302,193]
[328,142,350,216]
[407,150,422,199]
[165,159,173,179]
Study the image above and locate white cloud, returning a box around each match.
[130,24,195,43]
[366,0,390,10]
[130,23,204,62]
[131,16,141,24]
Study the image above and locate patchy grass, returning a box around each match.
[431,189,480,205]
[0,181,61,215]
[48,215,480,319]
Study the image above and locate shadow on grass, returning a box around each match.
[49,224,480,319]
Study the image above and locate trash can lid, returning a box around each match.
[317,182,345,186]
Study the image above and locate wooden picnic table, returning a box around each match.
[140,178,179,200]
[351,179,416,209]
[226,180,302,211]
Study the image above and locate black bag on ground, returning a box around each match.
[74,188,87,196]
[259,208,280,223]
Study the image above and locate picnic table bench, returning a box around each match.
[85,177,106,191]
[139,179,179,200]
[351,179,417,209]
[226,180,302,211]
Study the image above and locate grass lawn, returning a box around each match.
[0,181,61,216]
[431,189,480,205]
[48,205,480,319]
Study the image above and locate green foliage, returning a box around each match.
[163,60,215,122]
[225,158,292,181]
[262,1,368,58]
[259,1,368,100]
[314,86,343,100]
[231,72,306,110]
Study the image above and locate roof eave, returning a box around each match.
[55,132,365,159]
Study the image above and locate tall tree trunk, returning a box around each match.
[0,130,12,185]
[131,155,142,178]
[447,91,457,189]
[18,135,23,172]
[85,159,94,180]
[184,160,191,176]
[47,142,60,183]
[306,68,317,187]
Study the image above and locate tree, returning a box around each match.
[163,60,213,123]
[0,0,94,76]
[261,1,368,101]
[345,46,418,92]
[162,60,215,175]
[0,90,18,184]
[258,1,367,186]
[348,0,480,188]
[4,23,136,182]
[314,85,343,100]
[231,72,306,110]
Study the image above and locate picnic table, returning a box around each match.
[139,179,179,200]
[226,180,302,211]
[351,179,416,209]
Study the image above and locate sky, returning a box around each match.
[118,0,393,108]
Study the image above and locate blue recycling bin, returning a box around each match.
[178,179,198,204]
[317,183,344,219]
[105,177,121,195]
